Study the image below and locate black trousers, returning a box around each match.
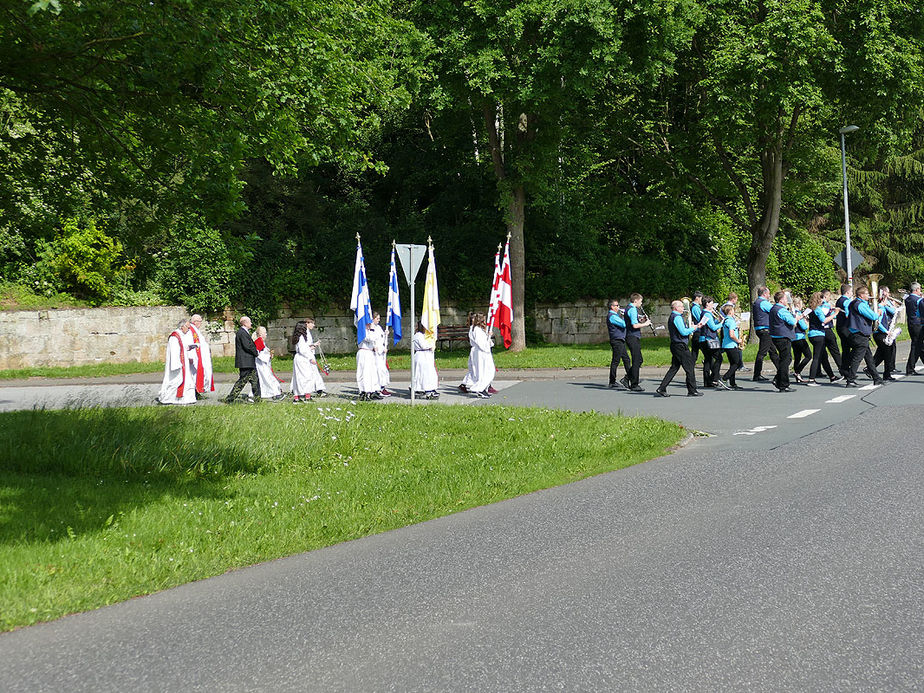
[753,329,779,378]
[723,347,742,386]
[873,332,896,378]
[659,342,698,394]
[848,332,880,383]
[227,368,261,402]
[809,335,836,380]
[690,335,701,364]
[609,339,629,385]
[792,339,811,375]
[772,337,793,390]
[701,343,723,386]
[906,323,924,374]
[626,336,642,387]
[838,326,853,376]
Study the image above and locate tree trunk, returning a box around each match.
[507,183,526,350]
[745,139,784,341]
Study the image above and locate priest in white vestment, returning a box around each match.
[188,314,214,397]
[157,319,197,405]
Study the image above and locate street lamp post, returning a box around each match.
[840,125,860,286]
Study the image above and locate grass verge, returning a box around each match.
[0,403,683,631]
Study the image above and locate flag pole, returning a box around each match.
[410,257,416,405]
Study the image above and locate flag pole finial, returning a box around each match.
[497,243,502,251]
[427,235,433,246]
[356,232,361,243]
[506,231,511,241]
[392,239,396,248]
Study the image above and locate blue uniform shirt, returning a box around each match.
[671,312,697,339]
[721,316,739,349]
[794,317,808,341]
[625,305,641,339]
[876,303,896,334]
[769,303,797,339]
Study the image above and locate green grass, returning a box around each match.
[1,333,909,380]
[0,403,683,631]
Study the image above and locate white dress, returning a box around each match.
[356,331,380,393]
[371,323,390,389]
[291,333,325,396]
[158,331,196,405]
[189,324,214,393]
[412,332,439,392]
[469,325,496,392]
[254,337,283,398]
[460,326,476,388]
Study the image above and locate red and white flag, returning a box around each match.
[494,239,513,349]
[486,244,502,330]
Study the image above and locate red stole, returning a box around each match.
[256,337,283,383]
[191,326,213,392]
[170,332,186,398]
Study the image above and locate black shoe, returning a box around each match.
[885,376,897,381]
[845,381,858,388]
[316,390,329,398]
[753,376,770,382]
[830,375,844,383]
[458,384,469,393]
[777,386,795,393]
[655,389,670,398]
[688,391,703,397]
[730,385,743,391]
[620,376,630,389]
[630,385,644,392]
[370,392,384,400]
[793,373,804,384]
[873,380,884,386]
[715,380,730,390]
[608,382,627,390]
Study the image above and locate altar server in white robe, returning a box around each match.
[370,314,392,396]
[459,312,476,393]
[291,319,327,402]
[157,319,197,405]
[412,322,439,398]
[468,312,496,398]
[188,314,214,397]
[357,312,383,400]
[252,326,284,400]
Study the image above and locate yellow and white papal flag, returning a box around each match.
[421,241,440,345]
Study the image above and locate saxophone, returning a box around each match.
[884,294,905,346]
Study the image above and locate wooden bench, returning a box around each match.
[435,325,470,350]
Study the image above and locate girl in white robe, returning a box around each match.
[291,319,327,401]
[357,312,383,400]
[459,313,476,392]
[253,326,284,399]
[372,319,391,396]
[157,320,197,405]
[412,322,439,398]
[469,313,496,398]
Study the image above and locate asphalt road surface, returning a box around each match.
[1,367,922,691]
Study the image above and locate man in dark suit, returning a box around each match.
[224,315,262,403]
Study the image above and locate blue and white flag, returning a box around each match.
[350,238,373,345]
[385,244,402,345]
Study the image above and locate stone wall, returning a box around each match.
[0,306,189,370]
[0,299,745,370]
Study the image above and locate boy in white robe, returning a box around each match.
[469,313,496,398]
[157,319,197,405]
[357,312,383,400]
[253,326,285,400]
[412,322,439,398]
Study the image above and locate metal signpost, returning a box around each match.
[395,244,427,404]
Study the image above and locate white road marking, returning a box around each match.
[859,383,881,391]
[826,395,856,403]
[788,409,820,419]
[893,374,905,379]
[752,425,778,432]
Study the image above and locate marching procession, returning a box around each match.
[155,232,921,405]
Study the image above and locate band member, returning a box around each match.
[689,291,704,364]
[873,286,898,381]
[845,286,884,387]
[806,290,841,385]
[835,284,854,377]
[721,292,739,314]
[720,304,743,389]
[606,299,630,390]
[656,300,708,397]
[751,286,779,381]
[768,290,797,392]
[624,293,649,391]
[905,282,924,375]
[791,296,812,384]
[699,296,726,388]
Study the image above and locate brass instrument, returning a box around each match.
[884,291,906,346]
[869,274,883,314]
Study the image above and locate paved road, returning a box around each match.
[1,363,923,690]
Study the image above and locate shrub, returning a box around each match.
[156,224,232,312]
[35,217,125,304]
